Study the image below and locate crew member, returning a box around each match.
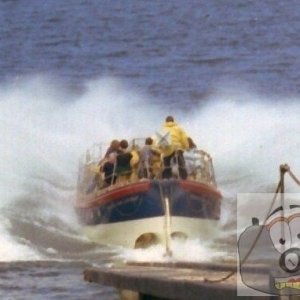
[158,116,189,179]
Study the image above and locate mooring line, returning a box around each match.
[204,163,297,283]
[158,181,172,257]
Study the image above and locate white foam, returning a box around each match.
[0,220,41,261]
[118,239,226,263]
[1,76,300,261]
[185,94,300,194]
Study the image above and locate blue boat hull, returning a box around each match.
[75,179,221,226]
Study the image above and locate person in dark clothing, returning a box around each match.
[104,140,120,158]
[101,152,117,186]
[162,150,187,179]
[115,140,133,182]
[98,140,121,167]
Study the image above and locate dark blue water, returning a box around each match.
[1,1,300,299]
[1,0,300,105]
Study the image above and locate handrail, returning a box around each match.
[77,146,218,196]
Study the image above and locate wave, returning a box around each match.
[0,75,299,261]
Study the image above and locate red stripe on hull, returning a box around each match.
[75,181,151,208]
[179,180,222,199]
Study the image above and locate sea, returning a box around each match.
[1,0,300,299]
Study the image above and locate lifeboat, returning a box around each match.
[74,139,222,249]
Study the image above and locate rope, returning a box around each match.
[204,166,286,283]
[111,161,117,185]
[158,182,172,257]
[287,168,300,186]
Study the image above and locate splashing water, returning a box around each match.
[1,76,300,262]
[118,239,228,263]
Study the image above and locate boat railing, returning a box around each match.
[183,149,217,186]
[77,143,107,193]
[77,142,217,197]
[79,143,106,166]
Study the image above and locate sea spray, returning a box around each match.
[1,76,300,261]
[0,76,164,261]
[0,217,41,261]
[118,239,227,263]
[196,97,300,194]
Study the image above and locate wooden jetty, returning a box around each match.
[84,261,276,300]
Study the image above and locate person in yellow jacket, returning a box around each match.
[158,116,189,179]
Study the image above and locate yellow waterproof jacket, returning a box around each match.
[161,121,189,156]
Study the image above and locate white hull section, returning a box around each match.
[82,216,219,248]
